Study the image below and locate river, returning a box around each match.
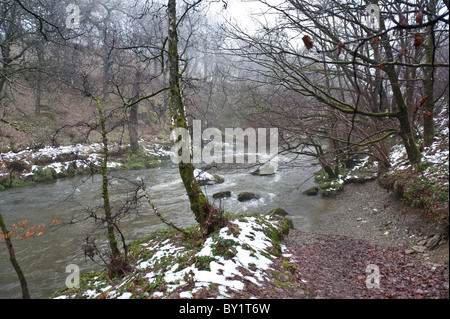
[0,156,340,299]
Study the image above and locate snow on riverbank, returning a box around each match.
[0,140,172,185]
[52,214,292,299]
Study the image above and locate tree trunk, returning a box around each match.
[422,0,437,147]
[0,213,31,299]
[379,15,422,165]
[35,45,44,116]
[95,98,121,259]
[167,0,211,229]
[129,71,141,154]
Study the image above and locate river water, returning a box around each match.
[0,156,340,299]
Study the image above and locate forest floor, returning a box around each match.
[278,180,449,299]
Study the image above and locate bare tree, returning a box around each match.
[224,0,449,168]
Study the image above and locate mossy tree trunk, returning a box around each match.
[94,98,121,260]
[379,14,422,165]
[0,213,31,299]
[167,0,211,229]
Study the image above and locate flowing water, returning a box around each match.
[0,155,340,299]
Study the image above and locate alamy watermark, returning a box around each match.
[66,4,80,29]
[365,4,380,31]
[65,264,80,289]
[365,264,381,289]
[170,120,279,171]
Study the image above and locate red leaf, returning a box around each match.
[414,33,424,50]
[415,9,423,26]
[302,35,313,50]
[414,95,429,114]
[337,41,345,57]
[419,95,429,105]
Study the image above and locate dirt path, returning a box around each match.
[283,180,449,299]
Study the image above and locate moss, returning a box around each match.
[33,167,57,182]
[213,175,224,184]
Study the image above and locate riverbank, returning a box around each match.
[283,180,448,299]
[49,179,449,299]
[0,138,172,191]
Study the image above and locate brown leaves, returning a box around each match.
[414,33,425,50]
[423,109,432,118]
[0,220,46,243]
[286,230,449,299]
[302,35,313,50]
[414,95,430,114]
[337,41,346,57]
[415,9,424,27]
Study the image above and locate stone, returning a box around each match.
[269,208,289,217]
[213,175,225,184]
[194,169,225,186]
[251,164,276,176]
[302,187,319,196]
[416,239,428,246]
[411,245,427,253]
[212,191,232,200]
[425,234,442,250]
[237,192,260,202]
[405,249,415,255]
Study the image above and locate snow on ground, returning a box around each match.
[52,215,289,299]
[194,169,215,181]
[0,140,170,181]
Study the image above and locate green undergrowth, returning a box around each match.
[314,160,378,197]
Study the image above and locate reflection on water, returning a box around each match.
[0,157,340,299]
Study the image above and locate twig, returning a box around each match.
[139,184,189,236]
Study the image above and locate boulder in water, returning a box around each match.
[195,169,224,186]
[303,187,319,196]
[237,192,260,202]
[251,164,276,176]
[269,208,289,217]
[213,191,232,199]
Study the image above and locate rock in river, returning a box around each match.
[194,169,224,186]
[269,208,289,217]
[213,191,232,200]
[302,187,319,196]
[251,164,276,176]
[237,192,260,202]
